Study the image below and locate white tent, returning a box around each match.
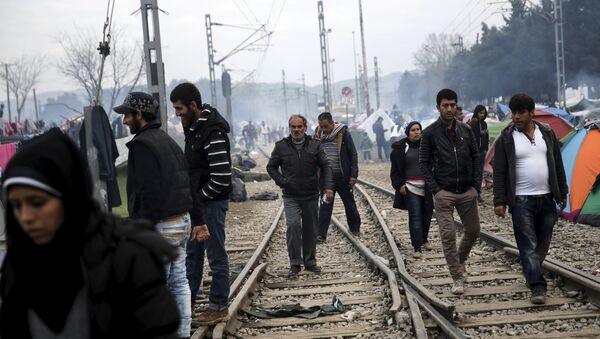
[357,110,395,142]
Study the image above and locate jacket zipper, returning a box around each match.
[454,146,459,192]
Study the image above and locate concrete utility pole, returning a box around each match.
[33,88,39,121]
[317,0,331,111]
[553,0,567,108]
[374,57,380,110]
[222,68,233,136]
[140,0,168,132]
[301,73,308,115]
[4,63,12,124]
[352,31,361,113]
[205,14,218,106]
[282,69,288,117]
[358,0,371,116]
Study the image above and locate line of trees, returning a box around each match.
[398,0,600,114]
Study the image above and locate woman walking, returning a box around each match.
[390,121,434,257]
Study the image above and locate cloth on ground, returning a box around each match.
[242,295,349,319]
[250,191,279,200]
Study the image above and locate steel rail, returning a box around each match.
[191,204,284,338]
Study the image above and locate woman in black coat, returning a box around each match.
[390,121,433,257]
[0,128,180,338]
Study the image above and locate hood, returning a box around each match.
[391,137,407,150]
[191,103,230,134]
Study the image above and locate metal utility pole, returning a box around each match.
[222,68,233,136]
[4,63,13,124]
[374,57,380,110]
[301,73,308,115]
[326,29,335,105]
[317,0,331,111]
[282,69,288,117]
[554,0,567,108]
[352,31,361,113]
[358,0,371,115]
[206,14,218,106]
[140,0,168,132]
[33,88,39,121]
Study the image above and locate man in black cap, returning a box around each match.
[114,92,193,338]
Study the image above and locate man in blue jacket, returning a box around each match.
[314,112,361,240]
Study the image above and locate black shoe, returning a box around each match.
[288,265,301,278]
[350,230,360,237]
[305,265,321,273]
[531,289,546,305]
[316,236,326,243]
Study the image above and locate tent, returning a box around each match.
[541,107,576,124]
[357,110,395,144]
[559,121,600,227]
[483,111,574,187]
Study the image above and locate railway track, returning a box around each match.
[355,178,600,338]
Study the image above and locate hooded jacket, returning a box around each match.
[313,124,359,182]
[390,137,433,209]
[0,128,179,338]
[184,104,232,226]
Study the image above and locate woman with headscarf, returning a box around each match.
[390,121,434,257]
[469,105,489,202]
[0,128,180,338]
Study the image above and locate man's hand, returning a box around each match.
[325,189,334,202]
[349,177,357,187]
[494,205,507,218]
[559,197,567,210]
[399,185,407,195]
[191,225,210,242]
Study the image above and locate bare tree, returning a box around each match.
[413,33,458,83]
[58,26,145,116]
[0,54,44,122]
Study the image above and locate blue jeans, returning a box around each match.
[156,214,192,338]
[511,195,557,291]
[405,190,433,251]
[186,199,230,310]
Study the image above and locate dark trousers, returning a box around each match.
[186,199,230,310]
[511,195,557,291]
[376,140,387,160]
[405,190,433,250]
[318,177,361,238]
[283,197,319,267]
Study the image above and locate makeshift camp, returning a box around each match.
[559,121,600,227]
[357,110,395,143]
[483,111,574,188]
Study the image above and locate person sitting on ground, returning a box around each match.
[0,128,180,338]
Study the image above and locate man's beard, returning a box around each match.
[128,118,142,134]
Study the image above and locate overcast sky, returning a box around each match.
[0,0,508,94]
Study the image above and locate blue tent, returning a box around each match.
[542,107,576,124]
[496,103,510,121]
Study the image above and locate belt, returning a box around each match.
[159,213,187,223]
[520,193,553,199]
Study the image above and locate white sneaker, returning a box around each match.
[451,278,465,295]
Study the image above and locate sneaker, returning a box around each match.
[413,249,423,258]
[423,242,433,250]
[288,265,301,278]
[451,278,465,295]
[305,265,321,273]
[195,308,229,325]
[316,236,326,243]
[530,289,546,305]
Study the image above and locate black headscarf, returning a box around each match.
[1,128,96,334]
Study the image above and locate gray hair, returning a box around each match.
[288,114,307,127]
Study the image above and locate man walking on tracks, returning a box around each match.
[493,93,568,305]
[114,91,193,338]
[170,82,232,325]
[419,88,481,295]
[313,112,361,240]
[267,114,334,278]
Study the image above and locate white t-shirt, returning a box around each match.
[512,125,551,195]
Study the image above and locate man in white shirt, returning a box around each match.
[492,93,568,305]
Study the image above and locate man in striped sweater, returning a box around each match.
[170,83,232,325]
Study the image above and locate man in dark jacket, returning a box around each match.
[115,92,193,338]
[419,88,481,295]
[372,116,388,160]
[170,82,232,325]
[267,114,334,278]
[493,93,568,305]
[469,105,490,202]
[314,112,361,241]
